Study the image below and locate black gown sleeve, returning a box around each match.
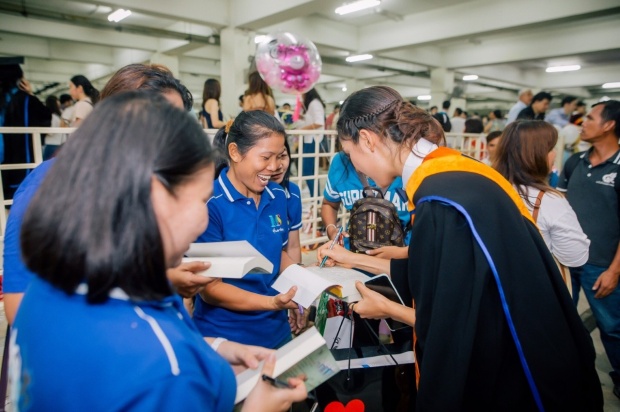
[390,257,412,307]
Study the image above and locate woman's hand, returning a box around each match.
[18,78,33,95]
[350,281,391,319]
[326,225,349,245]
[271,286,299,310]
[211,339,274,375]
[242,353,307,412]
[288,307,308,335]
[366,246,408,260]
[167,261,220,299]
[351,282,416,327]
[317,243,355,268]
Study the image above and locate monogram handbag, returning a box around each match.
[348,184,405,254]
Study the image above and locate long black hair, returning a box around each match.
[21,91,215,303]
[45,95,61,117]
[303,88,325,113]
[70,74,100,104]
[279,139,292,190]
[202,78,221,104]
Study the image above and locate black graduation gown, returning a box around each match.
[391,167,603,411]
[2,90,51,199]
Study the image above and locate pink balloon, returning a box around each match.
[255,31,322,94]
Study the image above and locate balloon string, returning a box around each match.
[293,94,302,122]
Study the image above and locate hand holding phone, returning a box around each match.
[354,275,410,331]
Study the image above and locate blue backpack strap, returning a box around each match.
[417,195,545,412]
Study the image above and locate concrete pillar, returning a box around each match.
[220,28,254,119]
[150,53,179,77]
[430,68,454,110]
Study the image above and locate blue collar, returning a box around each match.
[217,167,276,203]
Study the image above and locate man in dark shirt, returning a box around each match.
[517,91,552,121]
[558,100,620,398]
[1,62,51,200]
[432,100,452,132]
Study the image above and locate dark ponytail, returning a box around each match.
[71,75,100,104]
[337,86,444,148]
[212,127,229,178]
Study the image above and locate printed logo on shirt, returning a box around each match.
[269,214,285,233]
[8,329,24,404]
[597,172,617,187]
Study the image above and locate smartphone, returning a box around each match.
[364,274,410,331]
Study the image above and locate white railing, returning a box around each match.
[0,127,488,247]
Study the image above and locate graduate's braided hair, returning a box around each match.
[337,86,444,148]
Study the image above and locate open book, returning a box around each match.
[182,241,273,279]
[272,265,369,307]
[235,326,340,404]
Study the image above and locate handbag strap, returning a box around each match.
[355,170,370,188]
[531,190,545,223]
[355,170,385,199]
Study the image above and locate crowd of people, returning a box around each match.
[0,58,619,411]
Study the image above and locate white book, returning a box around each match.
[182,241,273,279]
[272,265,369,308]
[235,327,340,404]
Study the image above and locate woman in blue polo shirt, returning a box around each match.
[272,140,302,263]
[11,93,306,411]
[321,150,410,259]
[194,111,302,349]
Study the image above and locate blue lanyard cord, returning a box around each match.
[416,195,545,412]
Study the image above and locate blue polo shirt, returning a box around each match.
[283,181,302,231]
[323,152,410,247]
[3,159,56,293]
[11,277,235,411]
[193,168,290,348]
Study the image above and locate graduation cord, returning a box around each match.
[416,196,545,412]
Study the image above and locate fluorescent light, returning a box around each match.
[336,0,381,15]
[339,100,344,104]
[463,75,478,81]
[342,87,348,92]
[417,95,432,101]
[108,8,131,23]
[602,82,620,89]
[346,54,373,63]
[254,35,268,44]
[545,65,581,73]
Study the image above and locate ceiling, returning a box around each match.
[1,0,619,113]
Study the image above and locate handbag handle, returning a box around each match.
[532,190,545,223]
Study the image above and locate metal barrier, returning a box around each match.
[0,127,488,247]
